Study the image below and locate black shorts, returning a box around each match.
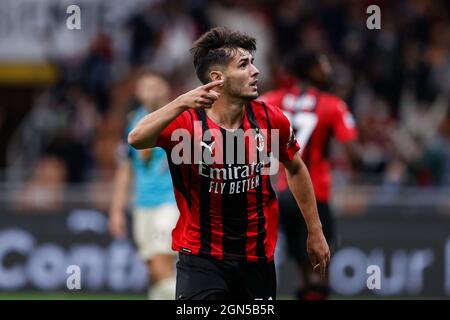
[175,253,277,300]
[278,189,335,264]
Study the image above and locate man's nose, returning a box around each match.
[251,64,260,77]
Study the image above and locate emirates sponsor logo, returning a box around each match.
[199,161,268,195]
[199,161,269,180]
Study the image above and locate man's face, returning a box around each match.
[221,48,260,100]
[135,75,170,111]
[312,54,333,89]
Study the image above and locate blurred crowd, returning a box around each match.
[5,0,450,211]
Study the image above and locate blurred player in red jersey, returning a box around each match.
[128,28,330,300]
[263,49,361,300]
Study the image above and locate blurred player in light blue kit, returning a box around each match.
[109,70,178,299]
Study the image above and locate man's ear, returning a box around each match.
[209,70,223,82]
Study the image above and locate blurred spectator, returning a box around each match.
[126,10,157,66]
[81,32,114,115]
[17,156,67,212]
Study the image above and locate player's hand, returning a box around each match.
[176,80,223,109]
[109,210,127,239]
[307,229,331,279]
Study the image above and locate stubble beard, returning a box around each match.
[227,82,258,101]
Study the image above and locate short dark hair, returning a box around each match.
[191,27,256,84]
[285,48,321,82]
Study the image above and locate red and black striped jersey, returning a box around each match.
[263,84,358,202]
[155,100,300,262]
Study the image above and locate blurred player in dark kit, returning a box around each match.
[263,49,360,300]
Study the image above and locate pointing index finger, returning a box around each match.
[202,80,224,90]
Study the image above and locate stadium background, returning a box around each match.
[0,0,449,299]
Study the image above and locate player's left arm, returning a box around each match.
[283,154,331,278]
[343,140,363,170]
[271,103,330,277]
[332,100,362,170]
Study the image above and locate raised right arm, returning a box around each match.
[128,80,223,149]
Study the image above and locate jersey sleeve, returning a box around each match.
[272,106,301,163]
[332,100,358,143]
[155,110,193,150]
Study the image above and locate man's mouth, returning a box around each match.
[250,79,258,88]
